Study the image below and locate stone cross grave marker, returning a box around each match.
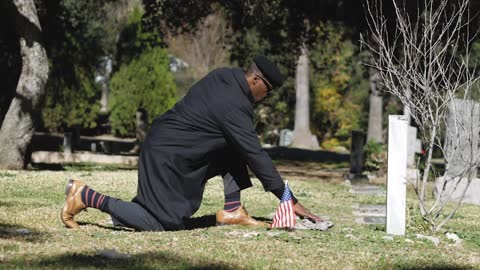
[386,115,408,235]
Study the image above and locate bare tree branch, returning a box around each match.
[362,0,479,231]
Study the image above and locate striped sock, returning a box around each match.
[224,190,241,212]
[81,186,110,212]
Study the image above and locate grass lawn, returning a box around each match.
[1,168,479,269]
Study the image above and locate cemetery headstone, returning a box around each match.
[435,99,480,205]
[279,129,294,147]
[90,142,97,153]
[444,99,479,178]
[63,132,72,155]
[348,130,366,180]
[386,115,408,235]
[99,141,111,154]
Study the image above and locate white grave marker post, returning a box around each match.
[386,115,408,235]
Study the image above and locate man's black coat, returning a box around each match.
[132,67,285,230]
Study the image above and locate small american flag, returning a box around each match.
[270,181,296,228]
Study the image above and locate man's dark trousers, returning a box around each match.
[108,172,244,231]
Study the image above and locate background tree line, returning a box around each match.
[3,0,480,169]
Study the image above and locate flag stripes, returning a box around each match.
[270,181,296,228]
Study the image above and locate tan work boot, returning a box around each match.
[216,206,269,228]
[61,179,87,228]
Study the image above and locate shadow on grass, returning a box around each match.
[6,251,237,270]
[180,215,271,231]
[77,215,271,231]
[184,215,216,230]
[30,162,137,171]
[0,200,17,207]
[0,222,49,243]
[76,221,136,232]
[396,265,475,270]
[75,218,218,232]
[265,147,349,163]
[0,199,53,209]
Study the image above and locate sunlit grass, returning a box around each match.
[1,170,479,269]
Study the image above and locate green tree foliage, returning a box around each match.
[463,38,480,101]
[42,66,100,131]
[109,47,177,136]
[232,28,295,144]
[116,6,163,68]
[363,140,386,173]
[109,6,175,137]
[36,0,121,132]
[310,22,369,148]
[143,1,367,144]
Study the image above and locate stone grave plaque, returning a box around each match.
[444,99,480,178]
[279,129,293,147]
[350,130,366,175]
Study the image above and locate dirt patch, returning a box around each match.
[273,161,348,184]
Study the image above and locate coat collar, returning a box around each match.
[232,68,254,104]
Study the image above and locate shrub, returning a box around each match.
[42,65,101,132]
[310,21,369,145]
[321,137,340,151]
[363,139,387,174]
[109,47,177,136]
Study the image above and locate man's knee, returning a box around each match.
[108,199,165,231]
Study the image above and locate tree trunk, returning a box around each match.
[291,46,318,149]
[367,67,383,143]
[0,0,49,169]
[403,87,412,126]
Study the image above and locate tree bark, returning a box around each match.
[0,0,49,169]
[366,67,383,143]
[403,87,412,126]
[291,46,318,149]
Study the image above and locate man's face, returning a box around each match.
[251,73,273,103]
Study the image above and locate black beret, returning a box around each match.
[253,55,284,88]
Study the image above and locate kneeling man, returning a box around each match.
[61,55,322,231]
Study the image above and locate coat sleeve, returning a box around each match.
[219,108,285,192]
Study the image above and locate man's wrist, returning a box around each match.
[271,186,298,204]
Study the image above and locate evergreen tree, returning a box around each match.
[109,47,177,136]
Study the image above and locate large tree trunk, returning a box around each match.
[0,0,49,169]
[366,67,383,143]
[291,46,319,149]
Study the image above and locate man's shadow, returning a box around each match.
[184,215,271,230]
[79,215,272,231]
[77,222,135,232]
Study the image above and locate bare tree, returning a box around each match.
[362,0,480,231]
[0,0,49,169]
[165,8,232,81]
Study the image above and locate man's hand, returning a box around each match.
[293,202,324,222]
